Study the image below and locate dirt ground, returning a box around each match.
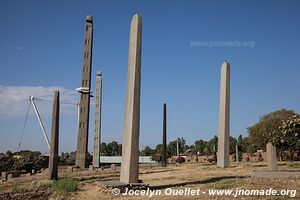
[1,162,299,200]
[69,162,300,200]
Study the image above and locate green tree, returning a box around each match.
[155,144,163,155]
[178,137,187,153]
[247,109,296,150]
[194,139,207,154]
[141,146,155,156]
[60,152,70,165]
[150,144,163,162]
[13,151,47,172]
[167,140,177,156]
[0,154,14,172]
[237,135,246,152]
[5,151,12,156]
[108,141,119,156]
[118,144,122,156]
[99,142,107,156]
[68,151,76,165]
[106,144,112,156]
[270,114,300,161]
[229,136,237,154]
[206,136,218,155]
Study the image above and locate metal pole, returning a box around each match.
[29,96,50,149]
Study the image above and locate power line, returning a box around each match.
[11,101,31,171]
[17,101,31,151]
[33,97,78,106]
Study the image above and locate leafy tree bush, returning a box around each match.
[0,151,47,173]
[98,141,122,156]
[194,140,208,154]
[0,154,14,172]
[206,136,218,155]
[269,114,300,161]
[247,109,296,150]
[14,151,48,172]
[141,146,155,156]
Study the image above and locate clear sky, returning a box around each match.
[0,0,300,153]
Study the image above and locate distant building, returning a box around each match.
[100,156,157,164]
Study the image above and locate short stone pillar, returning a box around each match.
[67,166,73,173]
[7,174,13,181]
[1,172,8,181]
[111,164,116,171]
[89,165,95,171]
[266,143,278,171]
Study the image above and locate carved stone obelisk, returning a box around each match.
[217,61,230,168]
[162,103,167,167]
[76,16,93,169]
[93,71,102,168]
[48,91,59,180]
[120,14,142,184]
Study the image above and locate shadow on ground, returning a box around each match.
[149,175,249,190]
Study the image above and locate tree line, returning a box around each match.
[1,108,299,173]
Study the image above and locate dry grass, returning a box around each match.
[68,162,300,200]
[1,162,299,199]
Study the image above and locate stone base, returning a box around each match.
[110,164,116,171]
[96,180,148,189]
[1,172,8,181]
[67,166,82,173]
[89,165,95,171]
[252,170,300,178]
[96,180,129,189]
[6,171,21,180]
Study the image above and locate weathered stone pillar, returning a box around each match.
[48,91,59,180]
[236,145,239,163]
[76,15,93,169]
[93,71,102,168]
[217,61,230,168]
[120,14,142,184]
[162,103,167,167]
[267,143,278,171]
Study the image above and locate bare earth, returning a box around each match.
[1,162,299,200]
[69,162,299,200]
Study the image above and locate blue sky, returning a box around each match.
[0,0,300,153]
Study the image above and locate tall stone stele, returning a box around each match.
[162,103,167,167]
[120,14,142,184]
[93,71,102,168]
[217,61,230,168]
[48,91,59,180]
[76,15,93,169]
